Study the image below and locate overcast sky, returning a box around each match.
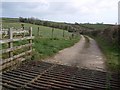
[1,0,119,24]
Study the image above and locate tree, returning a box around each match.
[75,22,79,25]
[19,17,24,22]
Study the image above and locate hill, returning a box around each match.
[79,24,113,30]
[2,18,80,59]
[2,22,72,38]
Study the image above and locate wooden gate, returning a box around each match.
[0,27,34,71]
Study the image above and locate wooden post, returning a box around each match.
[63,29,65,38]
[0,24,2,71]
[0,24,2,40]
[52,28,54,39]
[72,33,74,38]
[8,28,13,68]
[29,27,32,60]
[21,24,25,37]
[38,27,40,36]
[29,27,32,49]
[21,24,24,30]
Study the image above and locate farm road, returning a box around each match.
[44,35,106,71]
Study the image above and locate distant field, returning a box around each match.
[80,24,113,30]
[2,22,72,38]
[2,18,19,23]
[2,20,80,60]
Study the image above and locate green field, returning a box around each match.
[2,22,72,38]
[33,37,79,59]
[2,21,80,60]
[80,24,112,30]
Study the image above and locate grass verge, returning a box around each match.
[2,22,76,59]
[94,36,120,72]
[32,37,80,60]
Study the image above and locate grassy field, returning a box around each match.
[2,21,80,60]
[2,22,72,38]
[33,37,79,59]
[80,24,112,30]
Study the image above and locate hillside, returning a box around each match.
[79,24,113,30]
[2,18,80,60]
[2,22,72,38]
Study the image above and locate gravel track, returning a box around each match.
[44,35,106,71]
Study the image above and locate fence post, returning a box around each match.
[0,24,2,72]
[29,27,32,60]
[8,28,13,67]
[63,29,65,38]
[9,28,13,57]
[38,27,40,36]
[0,24,2,40]
[21,24,25,37]
[52,28,54,39]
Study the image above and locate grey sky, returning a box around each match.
[118,1,120,25]
[1,0,119,24]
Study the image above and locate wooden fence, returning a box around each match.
[0,27,34,71]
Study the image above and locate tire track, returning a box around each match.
[44,35,106,71]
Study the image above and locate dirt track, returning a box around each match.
[44,35,106,71]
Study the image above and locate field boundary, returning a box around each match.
[0,27,34,71]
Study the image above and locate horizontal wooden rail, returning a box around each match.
[1,50,32,65]
[0,43,33,54]
[1,57,26,71]
[1,29,29,35]
[0,36,34,44]
[13,30,29,34]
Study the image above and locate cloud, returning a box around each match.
[2,2,49,17]
[1,0,119,24]
[2,0,48,2]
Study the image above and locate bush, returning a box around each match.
[85,25,120,72]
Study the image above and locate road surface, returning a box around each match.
[44,35,106,71]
